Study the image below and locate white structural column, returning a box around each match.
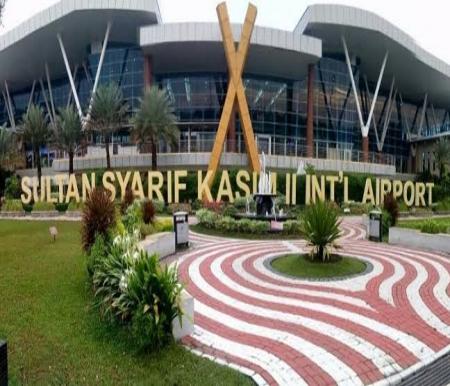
[418,94,428,136]
[399,93,411,140]
[2,91,13,129]
[4,81,16,130]
[66,64,79,108]
[85,22,112,125]
[342,36,388,138]
[45,63,57,120]
[380,84,397,151]
[57,33,83,120]
[27,80,36,112]
[39,78,55,127]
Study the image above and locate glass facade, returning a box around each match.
[1,43,444,173]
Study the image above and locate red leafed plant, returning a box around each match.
[383,192,399,226]
[202,198,224,213]
[142,199,156,225]
[120,187,135,215]
[81,188,116,252]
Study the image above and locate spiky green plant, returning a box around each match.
[302,200,342,261]
[0,125,14,168]
[87,83,128,169]
[132,86,179,170]
[53,106,84,174]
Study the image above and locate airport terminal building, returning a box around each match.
[1,0,448,176]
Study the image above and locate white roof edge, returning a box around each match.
[140,22,322,58]
[0,0,161,53]
[295,3,450,80]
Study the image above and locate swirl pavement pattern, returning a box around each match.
[177,218,450,385]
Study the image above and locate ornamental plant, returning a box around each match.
[302,200,342,261]
[142,199,156,225]
[81,188,116,252]
[121,187,135,215]
[383,192,399,226]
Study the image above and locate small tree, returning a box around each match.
[302,200,342,262]
[132,86,178,170]
[21,105,51,185]
[0,125,13,169]
[87,83,128,169]
[53,106,84,174]
[434,137,450,179]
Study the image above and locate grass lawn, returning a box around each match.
[398,216,450,233]
[0,220,253,385]
[271,254,367,279]
[191,224,301,240]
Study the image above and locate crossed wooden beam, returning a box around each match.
[207,2,261,179]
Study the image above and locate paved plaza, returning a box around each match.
[177,219,450,385]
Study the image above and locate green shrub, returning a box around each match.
[196,209,219,229]
[435,198,450,212]
[1,199,23,212]
[420,220,447,234]
[381,210,392,237]
[33,201,57,211]
[302,201,342,261]
[81,188,116,252]
[128,253,183,350]
[54,202,70,213]
[86,234,109,277]
[123,200,143,234]
[22,202,34,213]
[222,205,238,217]
[152,200,165,214]
[233,197,248,211]
[283,220,302,235]
[4,175,21,199]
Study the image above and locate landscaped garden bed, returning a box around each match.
[0,219,252,385]
[270,254,368,280]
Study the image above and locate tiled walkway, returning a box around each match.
[177,219,450,385]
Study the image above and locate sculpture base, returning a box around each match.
[253,193,277,217]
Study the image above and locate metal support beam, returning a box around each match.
[380,88,397,151]
[45,63,56,121]
[85,22,112,125]
[2,91,13,129]
[4,81,15,130]
[399,93,411,140]
[27,80,36,112]
[366,52,389,136]
[418,93,428,136]
[342,36,388,138]
[57,33,83,120]
[39,78,55,127]
[66,64,79,108]
[342,37,364,131]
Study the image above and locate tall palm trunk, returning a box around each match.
[68,150,74,175]
[35,149,42,189]
[151,137,157,171]
[105,135,111,170]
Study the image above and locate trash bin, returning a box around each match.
[173,211,189,248]
[369,210,382,242]
[0,341,7,386]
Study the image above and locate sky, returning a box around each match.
[1,0,448,63]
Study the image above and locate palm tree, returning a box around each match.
[434,137,450,178]
[21,105,51,185]
[53,106,84,174]
[86,83,128,169]
[132,86,178,170]
[0,125,13,168]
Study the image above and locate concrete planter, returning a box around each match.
[389,227,450,253]
[139,232,176,260]
[172,290,194,341]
